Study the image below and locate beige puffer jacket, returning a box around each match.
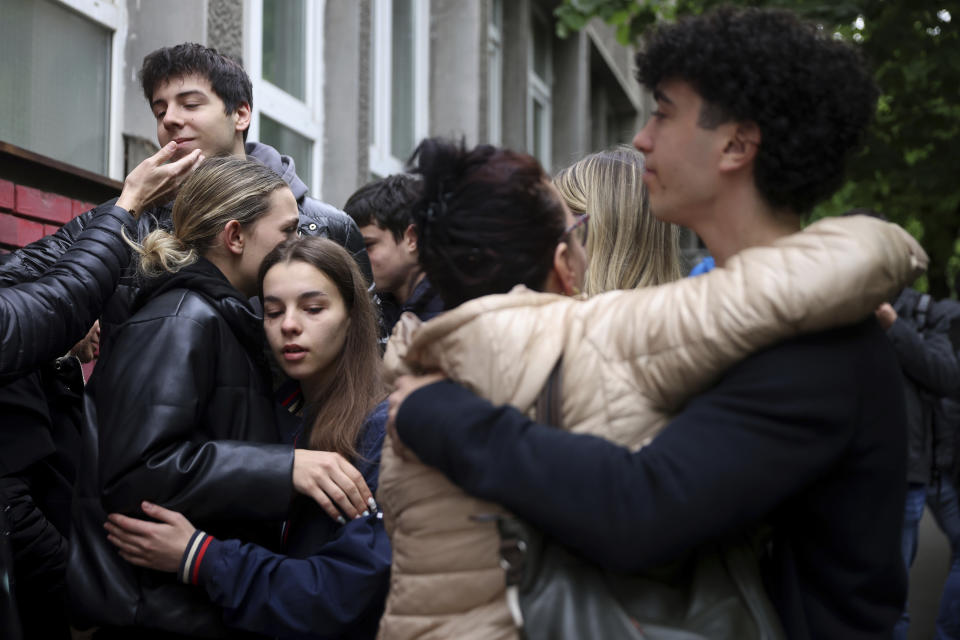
[376,216,927,640]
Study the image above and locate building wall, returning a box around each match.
[123,0,207,173]
[1,0,651,249]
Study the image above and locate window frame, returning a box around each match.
[36,0,126,179]
[368,0,430,178]
[486,0,503,145]
[244,0,324,193]
[527,6,552,169]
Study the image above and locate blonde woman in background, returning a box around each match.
[553,146,683,294]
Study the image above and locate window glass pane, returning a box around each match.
[491,0,503,31]
[0,0,110,174]
[390,0,416,160]
[533,99,545,164]
[532,13,551,81]
[262,0,306,100]
[260,115,313,191]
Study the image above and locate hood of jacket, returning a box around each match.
[134,257,268,372]
[246,140,308,202]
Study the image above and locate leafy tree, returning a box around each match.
[557,0,960,296]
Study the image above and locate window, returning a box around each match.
[0,0,123,177]
[369,0,429,177]
[527,8,552,169]
[245,0,323,192]
[486,0,503,144]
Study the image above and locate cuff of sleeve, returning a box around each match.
[179,530,214,585]
[886,318,910,344]
[395,380,466,462]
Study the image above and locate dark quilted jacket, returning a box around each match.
[0,205,134,383]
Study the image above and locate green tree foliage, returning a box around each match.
[556,0,960,296]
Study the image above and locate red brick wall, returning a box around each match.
[0,178,95,251]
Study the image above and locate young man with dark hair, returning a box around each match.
[388,7,906,638]
[0,42,370,342]
[344,175,442,335]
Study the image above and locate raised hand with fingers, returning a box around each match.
[104,501,196,573]
[115,140,205,217]
[292,450,376,524]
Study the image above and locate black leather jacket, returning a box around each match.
[0,142,371,348]
[67,258,295,637]
[0,205,134,383]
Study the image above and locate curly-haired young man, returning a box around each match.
[387,7,907,638]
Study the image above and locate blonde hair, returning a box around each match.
[128,156,288,277]
[554,146,683,294]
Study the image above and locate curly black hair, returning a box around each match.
[140,43,253,140]
[407,137,566,309]
[343,174,423,242]
[635,7,878,214]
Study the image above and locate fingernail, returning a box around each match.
[336,516,346,525]
[362,510,370,517]
[368,497,378,511]
[166,141,176,148]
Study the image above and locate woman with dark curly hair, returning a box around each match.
[387,8,909,639]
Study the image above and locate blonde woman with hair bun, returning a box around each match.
[553,145,683,294]
[71,156,376,637]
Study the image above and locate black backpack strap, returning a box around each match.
[916,293,932,329]
[534,358,564,428]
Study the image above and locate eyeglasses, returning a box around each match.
[562,213,589,246]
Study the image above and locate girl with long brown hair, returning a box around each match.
[103,236,390,639]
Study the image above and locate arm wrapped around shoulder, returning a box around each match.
[600,214,927,411]
[729,215,927,331]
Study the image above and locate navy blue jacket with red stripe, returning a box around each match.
[180,401,391,639]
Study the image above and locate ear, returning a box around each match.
[402,223,418,253]
[551,241,578,296]
[719,121,761,173]
[221,219,245,256]
[234,101,252,136]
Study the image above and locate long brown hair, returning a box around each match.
[258,237,384,460]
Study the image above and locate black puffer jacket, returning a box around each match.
[888,288,960,483]
[0,205,134,383]
[0,142,371,347]
[67,258,295,637]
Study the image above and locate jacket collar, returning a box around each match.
[135,257,269,371]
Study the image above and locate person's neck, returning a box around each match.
[300,367,336,404]
[204,253,250,297]
[397,269,426,306]
[692,188,801,267]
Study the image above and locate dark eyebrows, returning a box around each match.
[297,291,330,302]
[262,291,330,305]
[151,90,208,110]
[653,88,674,106]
